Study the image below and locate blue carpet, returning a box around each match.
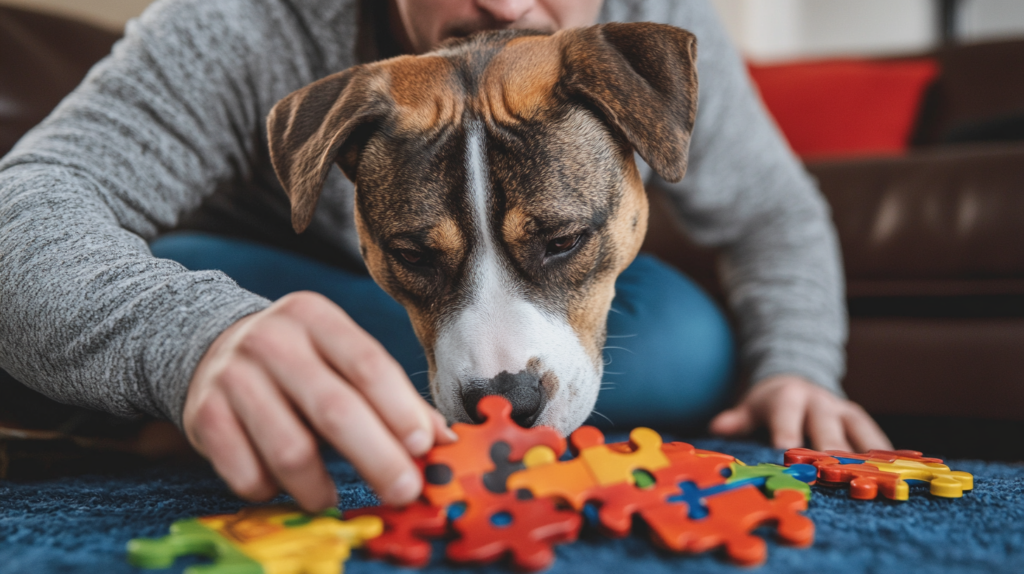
[2,437,1023,574]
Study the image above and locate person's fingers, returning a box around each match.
[285,293,437,457]
[221,360,339,512]
[190,390,277,502]
[805,396,852,452]
[233,316,425,506]
[708,405,756,437]
[431,409,458,444]
[299,379,424,506]
[767,386,808,449]
[843,404,894,452]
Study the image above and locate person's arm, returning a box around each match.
[641,0,891,451]
[0,0,448,509]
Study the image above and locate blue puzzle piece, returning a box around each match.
[667,463,817,519]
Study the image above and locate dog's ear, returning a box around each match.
[560,23,698,183]
[267,66,388,233]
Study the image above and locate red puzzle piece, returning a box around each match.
[640,485,814,567]
[344,501,447,567]
[784,448,912,500]
[595,442,736,537]
[446,477,581,571]
[423,396,566,506]
[509,432,737,538]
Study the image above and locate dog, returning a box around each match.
[266,22,697,435]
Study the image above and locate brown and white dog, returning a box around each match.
[267,23,697,435]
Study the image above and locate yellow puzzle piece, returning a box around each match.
[864,459,974,498]
[128,504,383,574]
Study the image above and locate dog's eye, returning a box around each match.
[545,234,581,257]
[398,249,431,268]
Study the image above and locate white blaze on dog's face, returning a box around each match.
[267,25,698,435]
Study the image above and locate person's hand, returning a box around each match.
[182,291,456,512]
[708,374,893,452]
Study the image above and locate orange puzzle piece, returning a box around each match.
[785,447,973,500]
[640,485,814,567]
[423,395,565,506]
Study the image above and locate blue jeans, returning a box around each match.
[150,232,735,430]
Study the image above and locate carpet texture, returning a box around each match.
[2,437,1023,574]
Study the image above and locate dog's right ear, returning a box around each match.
[267,66,388,233]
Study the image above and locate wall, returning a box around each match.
[711,0,1024,62]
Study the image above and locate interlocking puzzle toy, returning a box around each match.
[345,395,579,571]
[446,476,582,571]
[725,462,817,500]
[127,504,383,574]
[641,485,814,567]
[422,395,566,506]
[133,394,975,573]
[343,500,447,567]
[784,447,974,500]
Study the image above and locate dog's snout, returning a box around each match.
[462,370,545,427]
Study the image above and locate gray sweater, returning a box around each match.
[0,0,847,427]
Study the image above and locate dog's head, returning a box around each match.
[267,23,697,435]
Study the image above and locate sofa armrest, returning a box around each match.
[0,6,119,157]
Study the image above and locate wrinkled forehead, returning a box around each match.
[354,33,625,240]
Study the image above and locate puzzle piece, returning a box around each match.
[785,447,973,500]
[574,426,671,485]
[343,501,447,567]
[818,463,911,500]
[641,485,814,567]
[828,449,943,465]
[666,462,815,520]
[128,504,383,574]
[785,448,909,500]
[592,444,737,537]
[423,395,565,506]
[506,428,703,535]
[864,458,973,498]
[446,477,581,571]
[725,462,816,500]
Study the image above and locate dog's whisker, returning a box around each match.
[608,306,624,315]
[603,370,624,375]
[601,346,635,354]
[605,333,638,339]
[589,409,614,425]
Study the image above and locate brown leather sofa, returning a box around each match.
[1,5,1022,465]
[646,41,1024,458]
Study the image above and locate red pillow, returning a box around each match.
[748,58,940,160]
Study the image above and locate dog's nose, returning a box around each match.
[462,370,545,427]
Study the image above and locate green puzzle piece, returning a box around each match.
[726,463,813,500]
[127,504,382,574]
[128,518,261,574]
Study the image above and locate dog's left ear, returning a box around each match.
[560,23,698,183]
[267,66,388,233]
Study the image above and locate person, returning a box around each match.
[0,0,892,513]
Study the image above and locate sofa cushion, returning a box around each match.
[0,6,119,157]
[749,58,939,160]
[913,39,1024,146]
